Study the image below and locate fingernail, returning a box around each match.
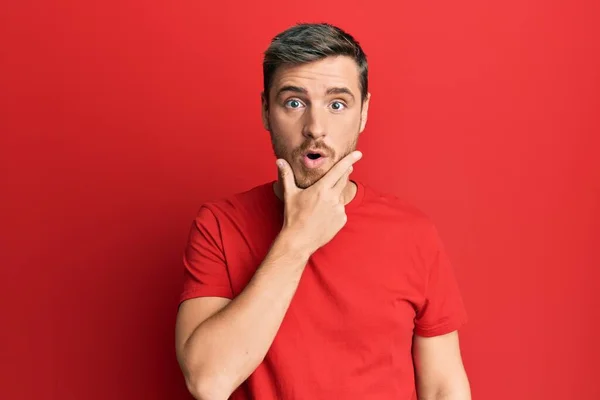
[276,160,283,167]
[354,151,362,159]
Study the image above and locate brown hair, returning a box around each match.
[262,23,368,105]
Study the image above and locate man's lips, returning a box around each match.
[303,149,328,158]
[301,151,328,169]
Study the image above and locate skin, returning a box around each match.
[413,331,472,399]
[261,55,370,203]
[175,55,470,400]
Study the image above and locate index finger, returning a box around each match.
[317,150,363,189]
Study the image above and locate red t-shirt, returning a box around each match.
[180,180,467,400]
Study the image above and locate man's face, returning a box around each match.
[262,56,370,189]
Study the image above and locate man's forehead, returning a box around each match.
[271,56,361,95]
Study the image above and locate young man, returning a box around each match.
[175,23,471,400]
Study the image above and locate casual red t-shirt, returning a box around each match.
[179,180,468,400]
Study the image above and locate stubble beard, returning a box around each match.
[269,131,359,189]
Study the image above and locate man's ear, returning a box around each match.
[359,92,371,133]
[261,92,270,131]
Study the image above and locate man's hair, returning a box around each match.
[263,23,368,104]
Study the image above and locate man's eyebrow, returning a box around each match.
[276,85,355,100]
[326,87,355,100]
[276,85,308,96]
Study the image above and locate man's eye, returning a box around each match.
[330,101,346,111]
[286,100,303,109]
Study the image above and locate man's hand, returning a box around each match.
[276,150,362,256]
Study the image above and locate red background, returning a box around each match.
[1,1,598,399]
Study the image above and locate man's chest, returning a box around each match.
[222,216,426,340]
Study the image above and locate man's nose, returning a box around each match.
[302,106,327,140]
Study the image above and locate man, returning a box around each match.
[175,23,471,400]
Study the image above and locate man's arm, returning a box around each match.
[413,331,471,400]
[175,232,309,400]
[175,151,362,400]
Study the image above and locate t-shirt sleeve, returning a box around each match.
[414,223,468,337]
[179,205,233,305]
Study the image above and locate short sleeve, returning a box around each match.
[414,223,468,337]
[179,206,233,305]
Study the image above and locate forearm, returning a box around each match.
[181,230,309,399]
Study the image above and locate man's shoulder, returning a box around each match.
[362,182,429,217]
[360,182,437,232]
[194,180,277,220]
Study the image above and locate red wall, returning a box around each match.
[1,1,598,399]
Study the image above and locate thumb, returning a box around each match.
[276,159,298,196]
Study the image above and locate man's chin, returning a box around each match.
[294,168,328,189]
[288,155,343,188]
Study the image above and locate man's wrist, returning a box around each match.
[275,228,312,264]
